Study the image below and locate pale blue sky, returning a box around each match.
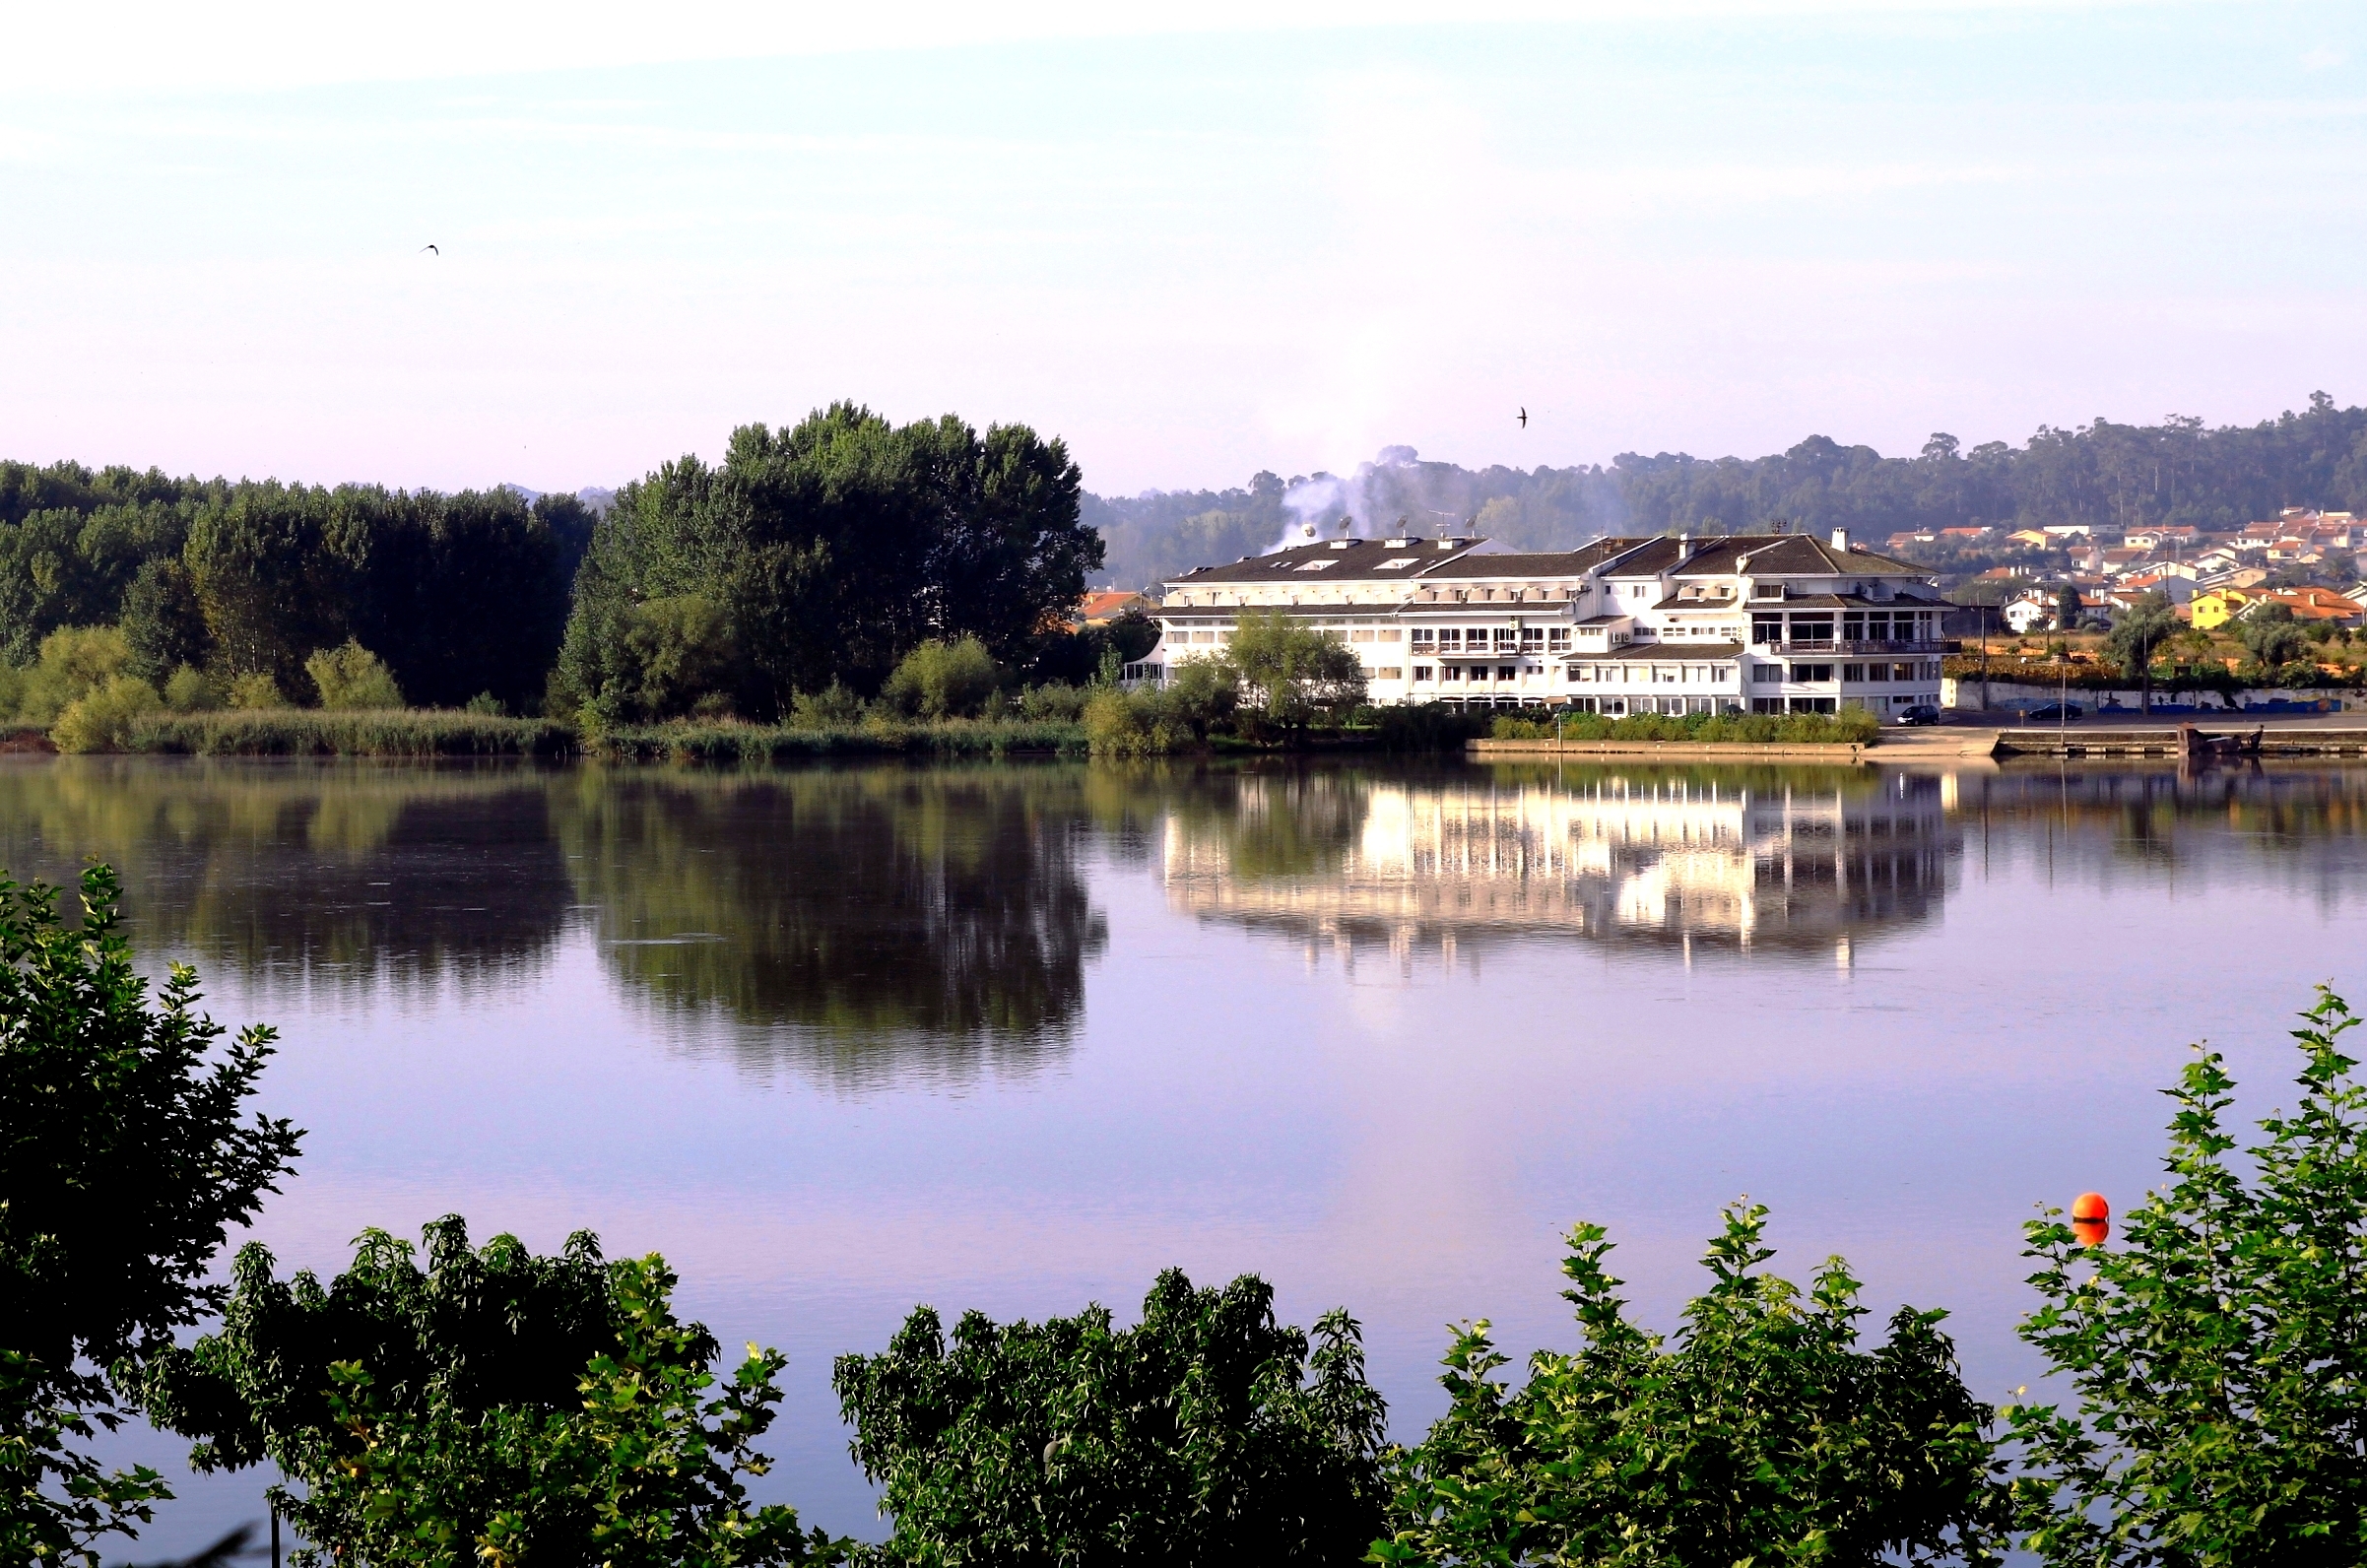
[4,1,2363,495]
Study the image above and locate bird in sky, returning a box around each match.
[420,243,439,255]
[1518,407,1528,428]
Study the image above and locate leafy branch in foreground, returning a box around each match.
[1372,1202,2007,1566]
[0,863,299,1566]
[2006,985,2367,1565]
[145,1216,842,1568]
[833,1269,1388,1566]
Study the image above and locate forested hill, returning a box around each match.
[1084,393,2367,589]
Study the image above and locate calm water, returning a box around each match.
[24,754,2367,1554]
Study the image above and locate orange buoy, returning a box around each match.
[2071,1192,2110,1248]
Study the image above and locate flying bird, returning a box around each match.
[420,243,439,255]
[1518,407,1527,428]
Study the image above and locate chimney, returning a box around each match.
[1830,527,1850,551]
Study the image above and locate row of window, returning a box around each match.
[1409,627,1574,652]
[1752,661,1940,685]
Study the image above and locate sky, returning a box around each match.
[3,0,2364,497]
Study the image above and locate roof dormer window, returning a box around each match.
[1294,559,1337,571]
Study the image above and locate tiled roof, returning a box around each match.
[1666,535,1930,577]
[1417,541,1634,578]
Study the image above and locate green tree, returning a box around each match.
[0,866,300,1566]
[833,1270,1387,1566]
[879,637,1001,720]
[559,405,1100,718]
[15,625,132,729]
[2055,584,2082,632]
[2006,987,2367,1564]
[304,638,405,708]
[1374,1203,2007,1567]
[118,558,212,682]
[1218,612,1366,742]
[2238,602,2311,671]
[145,1217,840,1568]
[2103,592,2178,683]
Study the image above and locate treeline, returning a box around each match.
[1088,393,2367,588]
[14,865,2367,1564]
[0,404,1104,728]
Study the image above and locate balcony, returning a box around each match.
[1757,638,1943,656]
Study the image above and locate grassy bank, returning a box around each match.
[1488,709,1880,745]
[588,718,1087,762]
[125,709,574,757]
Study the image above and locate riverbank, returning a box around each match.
[126,710,575,756]
[1472,738,1872,760]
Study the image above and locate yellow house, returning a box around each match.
[2190,589,2253,630]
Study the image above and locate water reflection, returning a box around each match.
[0,758,573,999]
[551,768,1108,1086]
[1156,764,1952,965]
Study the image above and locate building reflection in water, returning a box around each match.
[1160,767,1954,968]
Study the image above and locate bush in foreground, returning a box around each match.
[1374,1203,2006,1566]
[146,1217,841,1568]
[2005,986,2367,1563]
[0,866,299,1565]
[126,708,573,757]
[1490,707,1881,745]
[834,1271,1388,1566]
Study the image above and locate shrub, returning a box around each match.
[145,1218,839,1568]
[227,671,287,710]
[163,664,221,712]
[0,865,298,1565]
[2005,987,2367,1561]
[1374,1203,2007,1566]
[304,639,404,709]
[881,637,1001,720]
[621,594,738,720]
[834,1270,1387,1567]
[1084,688,1185,756]
[51,675,164,753]
[462,690,505,716]
[789,682,868,729]
[1017,682,1089,722]
[16,624,131,728]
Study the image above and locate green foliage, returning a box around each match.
[2104,592,2180,683]
[559,405,1099,719]
[612,595,739,721]
[462,690,506,716]
[1219,613,1366,741]
[833,1269,1388,1567]
[126,709,573,757]
[1024,609,1161,687]
[1367,702,1495,752]
[226,671,285,710]
[590,718,1083,764]
[1015,683,1089,723]
[15,625,131,728]
[50,675,163,753]
[118,558,211,682]
[0,865,299,1565]
[2239,604,2312,670]
[304,638,405,709]
[881,637,1002,720]
[1486,706,1880,745]
[163,665,220,713]
[2005,987,2367,1564]
[789,683,869,729]
[1375,1203,2008,1567]
[1082,663,1238,756]
[147,1217,840,1568]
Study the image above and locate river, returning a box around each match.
[19,753,2367,1555]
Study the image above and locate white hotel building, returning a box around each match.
[1130,529,1948,715]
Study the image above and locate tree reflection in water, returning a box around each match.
[0,758,574,1001]
[551,766,1107,1088]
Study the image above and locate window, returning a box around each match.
[1413,665,1434,682]
[1437,628,1462,651]
[1497,665,1516,682]
[1520,626,1544,651]
[1375,556,1420,570]
[1791,617,1835,647]
[1788,664,1834,683]
[1189,629,1215,643]
[1440,665,1462,682]
[1547,627,1570,651]
[1293,559,1337,571]
[1751,697,1783,714]
[1788,696,1837,714]
[1349,629,1374,642]
[1752,665,1781,685]
[1410,628,1435,649]
[1889,662,1912,681]
[1714,664,1735,685]
[1842,664,1866,683]
[1374,667,1404,681]
[1374,629,1402,642]
[1752,617,1784,645]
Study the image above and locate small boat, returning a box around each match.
[2180,724,2264,762]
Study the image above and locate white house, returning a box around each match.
[1132,528,1947,717]
[2002,591,2059,634]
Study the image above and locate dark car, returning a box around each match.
[2024,702,2084,722]
[1892,703,1942,726]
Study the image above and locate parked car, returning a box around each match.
[1892,704,1942,726]
[2024,702,2084,721]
